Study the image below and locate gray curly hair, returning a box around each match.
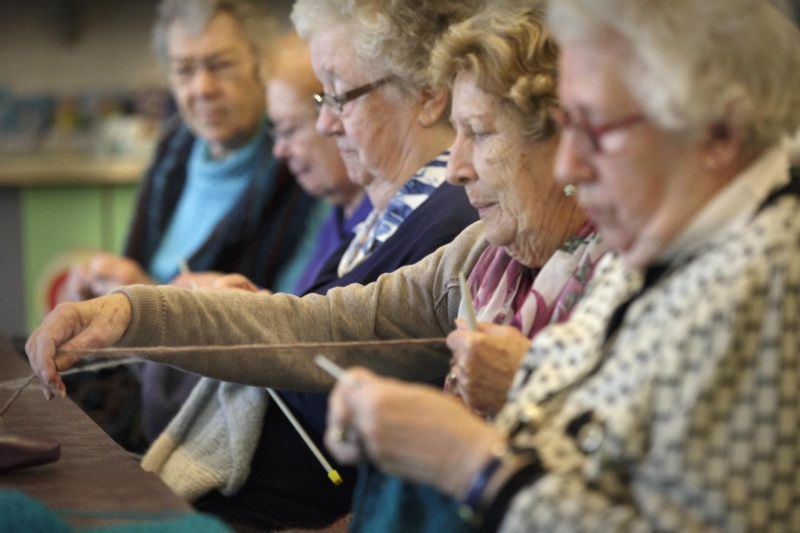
[291,0,483,92]
[152,0,274,68]
[548,0,800,151]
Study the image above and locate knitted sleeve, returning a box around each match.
[115,222,487,391]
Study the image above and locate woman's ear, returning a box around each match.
[417,86,449,127]
[700,121,745,171]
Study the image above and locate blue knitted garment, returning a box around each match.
[0,490,232,533]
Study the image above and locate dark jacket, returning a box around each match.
[196,180,480,530]
[127,115,318,443]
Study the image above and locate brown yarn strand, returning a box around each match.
[0,374,37,418]
[0,339,447,416]
[56,338,448,358]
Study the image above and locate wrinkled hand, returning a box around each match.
[64,253,154,301]
[325,367,503,499]
[209,273,271,294]
[446,320,530,417]
[62,263,94,302]
[25,293,132,400]
[171,270,225,289]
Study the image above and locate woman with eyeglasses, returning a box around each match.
[26,0,612,530]
[321,0,800,531]
[57,0,326,452]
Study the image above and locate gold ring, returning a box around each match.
[331,425,347,443]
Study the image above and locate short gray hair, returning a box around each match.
[290,0,482,91]
[548,0,800,150]
[152,0,274,68]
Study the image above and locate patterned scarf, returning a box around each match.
[465,223,607,338]
[444,223,607,396]
[337,152,449,277]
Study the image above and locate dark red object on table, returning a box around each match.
[0,434,60,473]
[0,334,195,528]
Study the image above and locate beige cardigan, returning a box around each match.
[118,222,487,499]
[118,221,488,389]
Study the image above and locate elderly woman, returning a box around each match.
[322,0,800,531]
[60,0,324,450]
[24,1,610,529]
[185,1,479,529]
[265,34,371,294]
[203,32,372,295]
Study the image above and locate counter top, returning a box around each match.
[0,153,149,187]
[0,335,200,528]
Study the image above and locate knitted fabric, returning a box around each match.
[0,490,232,533]
[140,381,268,501]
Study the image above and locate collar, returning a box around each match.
[658,144,790,263]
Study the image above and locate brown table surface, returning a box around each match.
[0,335,198,528]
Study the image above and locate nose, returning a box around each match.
[191,66,219,96]
[445,134,477,186]
[272,136,290,159]
[316,105,342,137]
[554,130,592,188]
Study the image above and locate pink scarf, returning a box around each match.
[467,222,607,338]
[443,223,608,397]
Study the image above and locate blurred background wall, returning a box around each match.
[0,0,292,345]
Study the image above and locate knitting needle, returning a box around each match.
[0,374,37,418]
[180,257,339,483]
[265,388,343,485]
[178,258,198,290]
[314,354,361,388]
[458,271,478,331]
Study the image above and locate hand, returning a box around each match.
[171,270,226,289]
[25,293,132,400]
[446,320,530,417]
[67,253,154,300]
[209,273,271,294]
[62,263,94,302]
[325,367,503,499]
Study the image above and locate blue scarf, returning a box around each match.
[337,152,449,276]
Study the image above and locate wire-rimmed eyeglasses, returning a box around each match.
[312,76,396,114]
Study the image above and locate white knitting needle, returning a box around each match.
[178,260,340,485]
[265,388,343,486]
[458,271,478,331]
[314,354,361,388]
[178,258,198,290]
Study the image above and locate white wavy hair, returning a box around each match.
[548,0,800,150]
[290,0,482,92]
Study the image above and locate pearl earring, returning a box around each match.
[563,184,576,197]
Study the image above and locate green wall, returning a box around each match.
[21,184,138,332]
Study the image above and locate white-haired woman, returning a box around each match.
[61,0,324,451]
[322,0,800,531]
[25,1,610,530]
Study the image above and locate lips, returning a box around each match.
[466,192,496,212]
[195,107,226,122]
[579,204,609,227]
[471,201,498,219]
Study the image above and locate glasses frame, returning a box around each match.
[558,109,647,154]
[312,76,396,114]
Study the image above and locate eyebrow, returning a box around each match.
[168,47,240,62]
[450,112,489,127]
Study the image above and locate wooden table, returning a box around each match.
[0,335,200,528]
